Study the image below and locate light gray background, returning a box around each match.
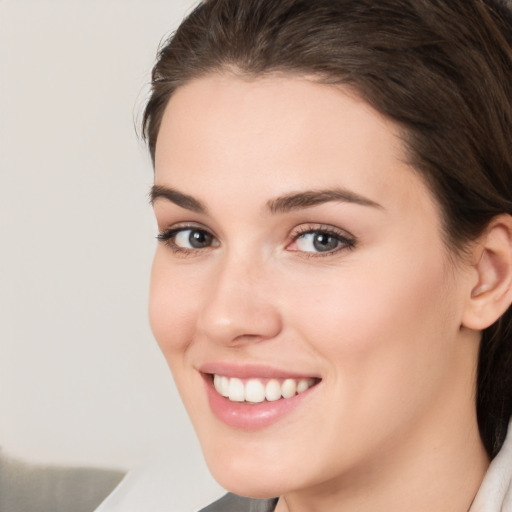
[0,0,222,508]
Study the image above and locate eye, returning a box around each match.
[287,226,355,255]
[174,228,215,249]
[157,226,219,253]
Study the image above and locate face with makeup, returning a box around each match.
[149,75,484,504]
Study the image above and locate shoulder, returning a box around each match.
[199,493,277,512]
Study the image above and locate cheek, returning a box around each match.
[290,264,446,347]
[148,251,208,422]
[148,250,200,360]
[284,244,460,407]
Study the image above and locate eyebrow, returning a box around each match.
[150,185,207,214]
[150,185,382,214]
[267,188,383,213]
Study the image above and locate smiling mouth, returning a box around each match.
[212,374,320,403]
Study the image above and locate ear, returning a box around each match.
[462,214,512,330]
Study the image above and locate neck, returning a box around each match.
[276,422,487,512]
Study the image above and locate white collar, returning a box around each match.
[470,418,512,512]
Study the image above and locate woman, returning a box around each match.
[144,0,512,510]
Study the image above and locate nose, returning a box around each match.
[196,255,282,346]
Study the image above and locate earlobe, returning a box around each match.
[462,214,512,331]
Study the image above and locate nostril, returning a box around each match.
[231,333,270,344]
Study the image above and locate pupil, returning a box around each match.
[189,230,211,248]
[313,233,338,252]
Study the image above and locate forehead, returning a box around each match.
[154,73,437,224]
[155,73,403,167]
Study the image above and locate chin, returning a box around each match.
[202,445,294,499]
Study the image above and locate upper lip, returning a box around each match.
[198,362,320,380]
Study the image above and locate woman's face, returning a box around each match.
[150,75,477,498]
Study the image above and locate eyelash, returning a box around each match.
[156,223,356,257]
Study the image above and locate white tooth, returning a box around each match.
[228,377,245,402]
[213,375,230,397]
[245,379,265,403]
[213,374,222,394]
[281,378,297,399]
[297,378,314,394]
[220,376,229,397]
[265,379,282,401]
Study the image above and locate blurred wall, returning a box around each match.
[0,4,220,507]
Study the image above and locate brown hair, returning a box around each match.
[143,0,512,457]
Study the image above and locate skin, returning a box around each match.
[150,74,489,512]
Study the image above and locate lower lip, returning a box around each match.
[204,375,318,430]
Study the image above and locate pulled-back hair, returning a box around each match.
[142,0,512,458]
